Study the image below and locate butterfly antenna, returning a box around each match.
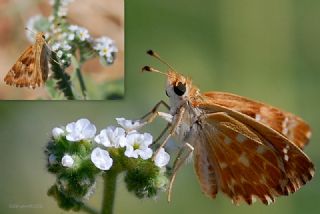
[146,50,176,71]
[24,27,37,36]
[141,66,168,76]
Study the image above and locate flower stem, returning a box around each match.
[71,55,87,100]
[101,171,118,214]
[81,204,99,214]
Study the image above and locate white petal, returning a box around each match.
[142,133,153,146]
[76,118,91,129]
[68,33,75,40]
[116,118,142,131]
[124,146,138,158]
[52,127,65,139]
[154,148,170,167]
[118,135,127,147]
[91,148,113,170]
[66,122,76,132]
[82,123,97,139]
[69,25,79,31]
[139,148,153,160]
[62,154,74,168]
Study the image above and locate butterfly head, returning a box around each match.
[142,50,200,108]
[35,32,47,42]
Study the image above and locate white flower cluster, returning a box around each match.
[51,118,170,171]
[25,15,45,43]
[93,37,118,64]
[68,25,90,41]
[51,40,72,63]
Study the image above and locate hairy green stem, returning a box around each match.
[81,204,99,214]
[71,55,87,100]
[101,171,118,214]
[50,52,75,100]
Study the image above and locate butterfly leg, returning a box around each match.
[153,123,170,144]
[167,142,194,202]
[135,100,171,130]
[140,100,170,121]
[152,107,186,159]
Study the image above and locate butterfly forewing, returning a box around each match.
[202,92,311,149]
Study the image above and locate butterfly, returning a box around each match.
[141,50,314,205]
[4,32,50,89]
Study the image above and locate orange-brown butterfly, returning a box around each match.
[141,50,314,205]
[4,32,50,89]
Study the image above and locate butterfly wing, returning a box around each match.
[4,39,48,89]
[193,140,218,199]
[197,112,313,204]
[201,92,311,149]
[193,109,314,204]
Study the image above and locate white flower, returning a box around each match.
[91,148,113,170]
[94,36,118,60]
[62,43,71,51]
[25,15,43,43]
[94,126,126,148]
[51,43,61,51]
[154,148,170,167]
[69,25,79,32]
[68,33,75,40]
[116,118,142,131]
[58,7,68,17]
[69,25,90,41]
[66,118,96,142]
[52,127,65,139]
[57,50,63,58]
[48,154,57,165]
[61,154,74,168]
[78,28,90,41]
[124,133,153,160]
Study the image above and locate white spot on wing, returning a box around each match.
[238,153,250,167]
[256,145,266,154]
[284,154,289,161]
[282,117,289,135]
[219,162,227,169]
[306,130,312,139]
[224,136,232,144]
[255,114,261,121]
[236,134,246,143]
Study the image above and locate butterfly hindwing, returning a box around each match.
[194,140,218,199]
[199,112,289,204]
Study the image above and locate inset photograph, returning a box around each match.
[0,0,124,100]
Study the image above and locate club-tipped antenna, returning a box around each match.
[24,27,37,36]
[142,66,168,76]
[146,50,175,71]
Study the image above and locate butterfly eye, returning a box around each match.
[173,82,186,96]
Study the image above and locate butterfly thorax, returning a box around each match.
[166,71,204,143]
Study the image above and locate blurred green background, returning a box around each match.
[1,0,320,213]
